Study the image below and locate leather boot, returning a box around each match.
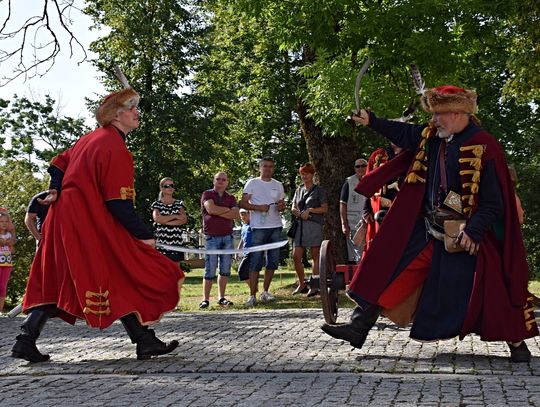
[321,305,380,349]
[11,305,57,363]
[508,341,531,363]
[121,313,179,360]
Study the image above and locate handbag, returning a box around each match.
[287,218,299,238]
[443,219,466,253]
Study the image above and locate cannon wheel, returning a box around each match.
[319,240,339,324]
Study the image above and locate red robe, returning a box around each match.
[351,129,537,342]
[23,126,183,328]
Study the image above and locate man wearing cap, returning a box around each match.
[11,88,184,363]
[339,158,368,263]
[322,85,537,362]
[361,143,403,252]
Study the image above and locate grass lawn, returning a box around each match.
[529,280,540,298]
[176,264,355,312]
[176,263,540,313]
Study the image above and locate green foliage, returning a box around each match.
[0,160,48,305]
[198,0,540,269]
[504,0,540,100]
[0,95,89,169]
[85,0,240,227]
[194,2,308,197]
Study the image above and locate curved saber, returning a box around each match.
[354,57,373,113]
[157,240,289,255]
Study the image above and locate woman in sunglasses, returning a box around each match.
[152,178,188,266]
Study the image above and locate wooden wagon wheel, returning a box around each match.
[319,240,339,324]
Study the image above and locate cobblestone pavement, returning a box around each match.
[1,309,539,406]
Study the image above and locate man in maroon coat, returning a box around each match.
[322,85,537,362]
[11,87,184,363]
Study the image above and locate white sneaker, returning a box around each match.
[259,291,275,302]
[245,295,257,307]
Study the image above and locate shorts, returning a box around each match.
[204,234,233,280]
[249,227,282,273]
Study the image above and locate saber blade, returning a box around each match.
[354,57,373,113]
[157,240,289,256]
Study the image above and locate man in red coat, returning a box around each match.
[322,85,537,362]
[11,87,184,363]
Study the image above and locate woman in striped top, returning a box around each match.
[151,177,188,263]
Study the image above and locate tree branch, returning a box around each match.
[0,0,88,86]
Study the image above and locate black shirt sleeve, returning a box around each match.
[363,197,373,216]
[48,166,64,192]
[106,199,154,240]
[339,181,349,203]
[368,112,426,151]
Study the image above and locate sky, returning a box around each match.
[0,1,106,125]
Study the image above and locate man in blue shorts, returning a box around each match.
[200,172,240,309]
[240,157,286,306]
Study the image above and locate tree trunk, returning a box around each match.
[296,97,360,264]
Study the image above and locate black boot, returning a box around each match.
[508,341,531,363]
[321,305,380,349]
[121,313,179,360]
[11,306,57,363]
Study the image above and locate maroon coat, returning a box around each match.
[350,129,537,342]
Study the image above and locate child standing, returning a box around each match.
[0,212,15,312]
[238,208,256,305]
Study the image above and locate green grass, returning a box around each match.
[529,280,540,298]
[175,264,355,312]
[176,264,540,312]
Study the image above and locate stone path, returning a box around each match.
[1,309,539,406]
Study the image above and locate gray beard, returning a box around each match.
[437,129,453,139]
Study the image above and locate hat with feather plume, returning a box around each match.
[421,85,477,114]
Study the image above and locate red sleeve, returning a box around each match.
[50,149,71,172]
[98,142,136,202]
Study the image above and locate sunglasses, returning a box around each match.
[355,164,367,168]
[162,184,174,188]
[215,178,228,181]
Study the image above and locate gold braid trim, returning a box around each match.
[459,170,481,183]
[459,157,482,170]
[461,194,476,206]
[459,144,485,216]
[405,172,426,183]
[460,145,485,157]
[524,296,536,331]
[412,161,427,171]
[84,289,111,316]
[462,182,479,194]
[405,126,433,184]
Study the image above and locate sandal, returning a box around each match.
[292,285,309,295]
[199,300,209,309]
[217,298,234,306]
[306,289,320,297]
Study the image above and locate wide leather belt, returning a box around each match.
[424,208,465,242]
[424,218,445,241]
[425,208,465,229]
